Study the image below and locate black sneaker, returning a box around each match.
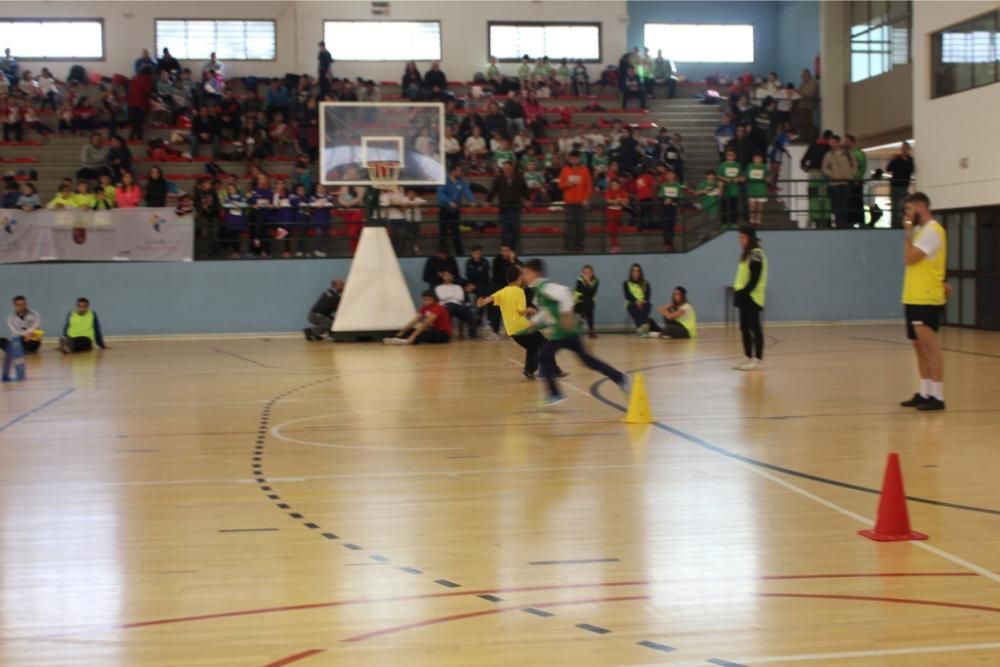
[917,397,946,411]
[555,370,570,379]
[522,371,536,381]
[900,393,928,408]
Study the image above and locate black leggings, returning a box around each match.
[539,336,624,398]
[513,331,564,376]
[738,302,764,359]
[574,302,595,332]
[661,321,690,339]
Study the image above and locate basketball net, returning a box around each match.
[367,160,400,190]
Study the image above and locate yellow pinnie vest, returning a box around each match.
[67,310,96,342]
[902,220,946,306]
[734,248,768,307]
[677,303,698,338]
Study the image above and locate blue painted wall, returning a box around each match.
[626,0,819,83]
[775,1,821,83]
[0,231,905,336]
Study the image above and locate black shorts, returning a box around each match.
[904,304,943,340]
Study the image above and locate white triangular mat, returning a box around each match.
[332,227,415,333]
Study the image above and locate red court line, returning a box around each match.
[263,649,325,666]
[56,571,983,635]
[342,591,1000,643]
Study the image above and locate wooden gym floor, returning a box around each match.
[1,324,999,666]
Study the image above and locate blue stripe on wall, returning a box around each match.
[0,231,904,336]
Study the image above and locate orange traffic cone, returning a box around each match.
[858,452,928,542]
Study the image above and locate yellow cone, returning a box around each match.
[622,373,654,424]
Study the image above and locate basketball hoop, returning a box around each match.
[367,160,400,190]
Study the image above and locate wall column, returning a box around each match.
[819,1,848,133]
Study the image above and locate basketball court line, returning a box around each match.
[0,388,74,434]
[270,413,464,452]
[589,375,1000,585]
[663,641,1000,665]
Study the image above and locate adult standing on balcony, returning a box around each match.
[202,52,225,80]
[487,160,530,253]
[821,135,856,229]
[794,68,818,143]
[134,49,157,75]
[317,41,333,82]
[886,142,915,229]
[127,65,154,142]
[559,151,593,253]
[437,164,475,257]
[845,134,867,227]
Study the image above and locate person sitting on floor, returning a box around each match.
[434,270,479,339]
[657,286,698,339]
[59,297,108,353]
[304,279,344,341]
[624,263,661,337]
[383,291,452,346]
[5,295,43,354]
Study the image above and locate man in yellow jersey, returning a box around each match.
[899,192,947,411]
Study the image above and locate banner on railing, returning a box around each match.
[0,208,193,264]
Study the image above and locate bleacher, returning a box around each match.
[4,77,800,258]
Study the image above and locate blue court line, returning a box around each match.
[0,388,75,434]
[589,365,1000,518]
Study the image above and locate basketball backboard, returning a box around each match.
[320,102,446,187]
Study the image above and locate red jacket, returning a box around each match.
[127,74,154,111]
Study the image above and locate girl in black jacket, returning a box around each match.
[574,264,599,338]
[144,166,168,206]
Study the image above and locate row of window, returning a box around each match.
[0,19,757,64]
[849,0,911,83]
[931,9,1000,98]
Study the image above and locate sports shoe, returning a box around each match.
[58,336,70,354]
[900,393,928,408]
[916,397,946,411]
[303,328,316,341]
[539,395,568,408]
[637,324,650,337]
[554,370,570,379]
[382,337,410,345]
[734,359,762,371]
[522,370,536,381]
[618,374,632,395]
[588,331,598,339]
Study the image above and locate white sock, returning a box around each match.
[920,379,931,398]
[931,382,944,401]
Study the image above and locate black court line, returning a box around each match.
[850,335,1000,360]
[637,640,675,652]
[210,346,274,368]
[523,608,555,618]
[530,558,619,565]
[218,528,279,533]
[589,363,1000,518]
[478,594,503,602]
[0,388,74,434]
[434,579,461,588]
[708,659,747,667]
[576,623,611,634]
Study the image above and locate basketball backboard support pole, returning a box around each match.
[331,227,416,342]
[320,101,446,187]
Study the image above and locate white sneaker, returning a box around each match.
[382,337,410,346]
[313,250,327,257]
[734,359,762,371]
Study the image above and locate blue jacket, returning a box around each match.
[437,177,474,208]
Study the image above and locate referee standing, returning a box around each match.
[899,192,947,411]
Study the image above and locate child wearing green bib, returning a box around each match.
[658,170,684,250]
[717,148,743,229]
[743,153,769,227]
[696,170,721,227]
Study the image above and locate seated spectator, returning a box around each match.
[434,269,478,339]
[144,166,168,207]
[157,48,180,79]
[116,171,142,208]
[72,96,98,134]
[658,286,697,339]
[653,50,678,98]
[218,89,242,139]
[463,126,488,169]
[57,100,73,134]
[190,106,221,159]
[503,92,526,133]
[169,76,193,121]
[571,60,591,97]
[22,104,52,137]
[38,67,60,111]
[1,96,22,142]
[268,112,297,155]
[16,70,41,102]
[5,296,42,354]
[155,69,174,105]
[1,177,19,208]
[96,173,116,204]
[304,279,344,341]
[240,116,271,162]
[422,244,461,288]
[106,135,133,180]
[46,183,76,209]
[58,297,108,354]
[401,61,422,101]
[16,182,41,211]
[383,291,452,345]
[265,78,290,121]
[92,186,114,210]
[622,66,645,110]
[72,180,95,210]
[624,263,661,336]
[423,62,448,100]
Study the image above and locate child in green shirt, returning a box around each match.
[658,170,684,250]
[492,137,515,174]
[696,170,721,226]
[523,161,546,204]
[717,148,743,229]
[743,153,769,227]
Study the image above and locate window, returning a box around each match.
[488,23,601,62]
[0,20,103,60]
[323,21,441,61]
[155,20,276,61]
[643,24,754,63]
[850,1,911,83]
[932,9,999,97]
